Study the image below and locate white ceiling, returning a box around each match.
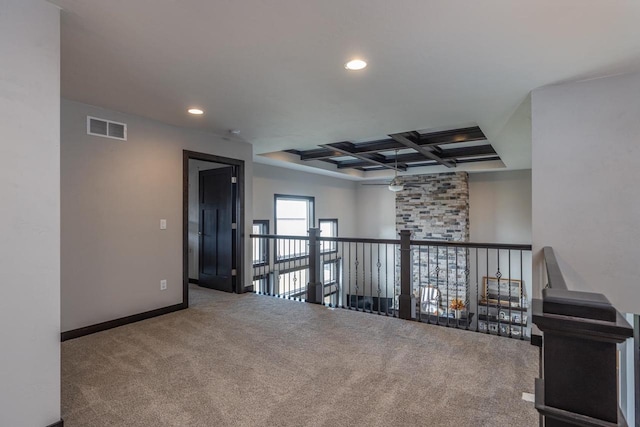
[54,0,640,176]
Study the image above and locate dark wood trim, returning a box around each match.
[61,304,184,341]
[335,145,496,169]
[389,131,455,168]
[45,420,64,427]
[534,378,628,427]
[320,143,407,171]
[188,278,200,284]
[183,150,245,298]
[290,126,497,171]
[252,220,270,267]
[297,126,486,161]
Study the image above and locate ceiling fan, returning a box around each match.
[361,150,419,192]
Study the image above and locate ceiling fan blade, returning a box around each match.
[361,183,391,186]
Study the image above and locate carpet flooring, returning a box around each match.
[62,285,538,426]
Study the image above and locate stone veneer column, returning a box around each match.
[395,172,470,312]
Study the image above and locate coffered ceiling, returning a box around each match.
[53,0,640,178]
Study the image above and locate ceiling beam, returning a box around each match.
[356,156,501,171]
[335,145,496,169]
[293,126,487,161]
[299,148,343,161]
[418,126,486,146]
[319,144,407,171]
[389,132,456,168]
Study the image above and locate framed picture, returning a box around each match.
[482,276,523,307]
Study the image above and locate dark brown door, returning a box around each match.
[198,167,233,292]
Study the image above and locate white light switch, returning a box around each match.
[160,219,167,230]
[160,279,167,290]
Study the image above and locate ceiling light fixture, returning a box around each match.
[188,108,204,115]
[388,150,404,192]
[345,59,367,71]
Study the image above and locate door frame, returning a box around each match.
[183,150,245,307]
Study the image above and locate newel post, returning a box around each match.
[306,228,323,304]
[398,230,416,320]
[533,289,633,426]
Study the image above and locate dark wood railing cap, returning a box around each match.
[542,288,616,322]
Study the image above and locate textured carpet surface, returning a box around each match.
[62,285,538,426]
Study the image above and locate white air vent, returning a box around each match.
[87,116,127,141]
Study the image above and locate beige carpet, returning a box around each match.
[62,284,538,426]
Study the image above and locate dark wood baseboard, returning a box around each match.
[189,278,199,284]
[61,303,186,341]
[45,419,63,427]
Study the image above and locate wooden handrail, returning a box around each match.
[542,246,568,290]
[250,233,532,251]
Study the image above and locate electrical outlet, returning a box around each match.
[160,279,167,290]
[160,219,167,230]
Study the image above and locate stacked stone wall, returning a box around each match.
[395,172,469,311]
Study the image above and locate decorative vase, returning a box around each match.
[455,309,462,319]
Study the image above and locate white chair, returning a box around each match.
[420,285,441,315]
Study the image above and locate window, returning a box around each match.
[318,218,338,253]
[323,259,340,306]
[252,220,269,266]
[274,195,315,260]
[323,259,338,285]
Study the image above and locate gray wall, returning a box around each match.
[469,170,532,244]
[531,71,640,312]
[0,2,61,426]
[252,163,358,235]
[354,170,533,245]
[61,99,253,332]
[532,72,639,424]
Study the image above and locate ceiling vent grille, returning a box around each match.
[87,116,127,141]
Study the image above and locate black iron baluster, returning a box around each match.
[348,242,352,310]
[393,244,397,318]
[520,249,524,340]
[508,249,512,338]
[455,247,459,328]
[485,247,489,334]
[435,246,441,326]
[496,249,501,336]
[369,242,373,314]
[363,242,367,313]
[476,248,480,332]
[464,249,470,331]
[355,242,359,311]
[376,243,381,316]
[445,246,450,326]
[427,245,431,325]
[294,239,297,300]
[341,241,345,308]
[285,239,293,299]
[385,244,389,316]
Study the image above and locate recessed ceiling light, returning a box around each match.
[345,59,367,71]
[188,108,204,115]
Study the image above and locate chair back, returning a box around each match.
[421,285,440,303]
